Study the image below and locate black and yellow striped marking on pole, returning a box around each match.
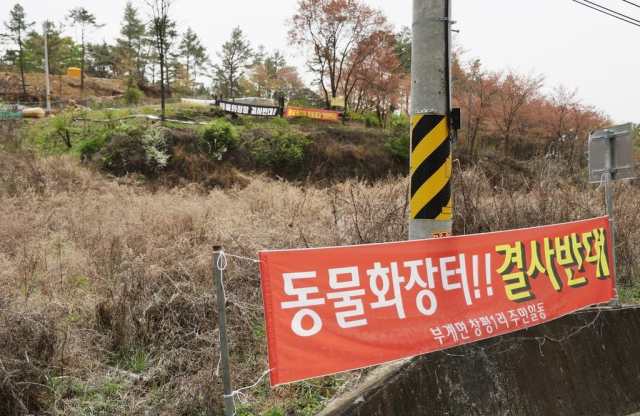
[410,114,452,220]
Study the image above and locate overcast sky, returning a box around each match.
[10,0,639,123]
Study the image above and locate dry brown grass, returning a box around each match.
[453,158,640,282]
[1,122,639,414]
[0,130,410,414]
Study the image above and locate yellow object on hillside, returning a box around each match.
[67,67,82,78]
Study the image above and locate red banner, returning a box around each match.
[284,106,340,122]
[259,217,614,386]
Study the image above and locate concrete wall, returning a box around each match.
[320,307,640,416]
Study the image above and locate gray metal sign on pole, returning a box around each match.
[589,123,634,183]
[588,123,635,307]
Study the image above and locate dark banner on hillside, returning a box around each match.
[259,217,614,386]
[216,100,280,117]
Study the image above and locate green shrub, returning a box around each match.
[345,109,365,123]
[77,123,141,163]
[97,127,148,175]
[113,108,133,118]
[208,105,225,118]
[261,405,285,416]
[286,115,312,127]
[268,116,289,128]
[200,119,239,159]
[363,111,381,128]
[97,125,170,174]
[346,110,381,128]
[50,113,73,148]
[176,106,198,119]
[138,105,156,115]
[249,128,309,171]
[141,127,170,172]
[124,86,144,106]
[233,115,253,127]
[389,113,410,131]
[384,132,410,162]
[100,109,120,130]
[78,133,109,161]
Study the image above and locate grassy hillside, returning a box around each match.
[1,109,639,415]
[22,105,407,186]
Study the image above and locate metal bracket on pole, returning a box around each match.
[412,17,457,27]
[590,130,630,141]
[411,108,441,116]
[214,246,235,416]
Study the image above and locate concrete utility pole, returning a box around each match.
[43,23,51,113]
[409,0,453,240]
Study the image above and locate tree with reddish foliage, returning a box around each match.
[544,86,607,166]
[452,53,608,161]
[243,48,304,101]
[349,33,403,126]
[288,0,391,112]
[490,71,545,152]
[452,57,501,157]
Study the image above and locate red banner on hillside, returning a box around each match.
[284,106,340,122]
[259,217,614,386]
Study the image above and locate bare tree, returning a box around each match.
[288,0,391,111]
[144,0,175,120]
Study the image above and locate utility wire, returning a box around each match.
[622,0,640,9]
[583,0,640,23]
[572,0,640,27]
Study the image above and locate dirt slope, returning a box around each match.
[0,72,125,103]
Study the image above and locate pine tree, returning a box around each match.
[67,7,103,91]
[178,27,208,92]
[86,41,116,78]
[3,3,34,99]
[213,27,252,100]
[116,1,147,85]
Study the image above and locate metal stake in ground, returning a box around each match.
[214,246,234,416]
